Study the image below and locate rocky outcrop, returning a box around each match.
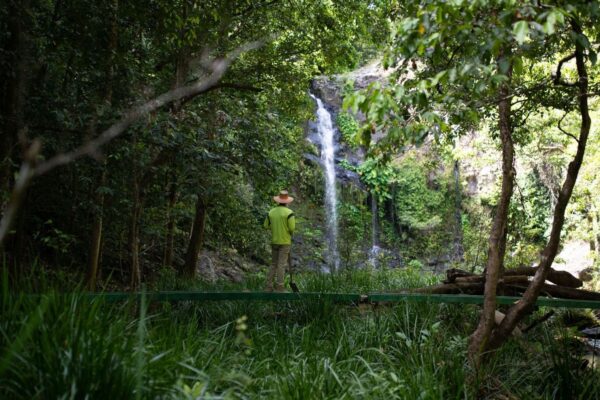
[311,76,344,109]
[309,62,392,187]
[197,248,264,283]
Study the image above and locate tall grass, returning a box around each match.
[155,265,438,293]
[1,268,599,399]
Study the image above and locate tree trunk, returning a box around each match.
[163,179,178,268]
[591,205,600,258]
[127,148,173,288]
[182,195,207,277]
[86,0,118,290]
[589,214,596,252]
[487,19,593,351]
[158,10,190,269]
[1,0,31,274]
[453,160,465,262]
[129,177,142,289]
[0,0,29,194]
[128,127,142,290]
[468,48,515,365]
[87,167,107,290]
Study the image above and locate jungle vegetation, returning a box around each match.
[1,0,600,398]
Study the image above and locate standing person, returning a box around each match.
[264,190,295,292]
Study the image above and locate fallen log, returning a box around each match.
[445,268,476,283]
[414,282,484,294]
[445,266,582,288]
[415,280,600,301]
[509,283,600,301]
[452,275,484,283]
[454,275,530,285]
[413,283,529,297]
[416,279,529,295]
[505,266,582,288]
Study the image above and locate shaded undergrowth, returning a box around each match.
[1,269,599,399]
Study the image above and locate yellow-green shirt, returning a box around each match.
[264,205,295,245]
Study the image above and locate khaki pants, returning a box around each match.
[265,244,290,292]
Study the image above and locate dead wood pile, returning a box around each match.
[415,267,600,301]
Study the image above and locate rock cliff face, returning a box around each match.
[307,81,363,187]
[197,248,263,283]
[310,76,344,109]
[308,60,394,187]
[310,60,395,116]
[308,61,471,271]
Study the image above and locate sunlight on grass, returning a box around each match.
[1,269,599,399]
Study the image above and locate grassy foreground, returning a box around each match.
[1,268,599,399]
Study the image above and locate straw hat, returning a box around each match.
[273,190,294,204]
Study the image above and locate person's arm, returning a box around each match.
[287,213,295,234]
[263,214,270,229]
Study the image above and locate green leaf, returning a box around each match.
[513,21,529,45]
[543,11,557,34]
[513,56,523,75]
[498,58,510,74]
[575,33,592,50]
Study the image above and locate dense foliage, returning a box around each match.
[2,0,600,396]
[0,0,388,287]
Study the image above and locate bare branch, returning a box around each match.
[557,111,579,143]
[0,140,40,246]
[174,82,263,109]
[553,53,578,87]
[514,179,530,219]
[33,41,263,177]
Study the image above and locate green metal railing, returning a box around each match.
[80,291,600,309]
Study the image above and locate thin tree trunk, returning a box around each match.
[86,0,118,290]
[453,160,464,262]
[0,0,29,194]
[590,204,600,257]
[129,177,142,289]
[163,179,178,268]
[182,196,207,277]
[127,147,173,287]
[87,167,107,290]
[589,214,596,252]
[158,4,190,271]
[128,128,142,290]
[468,48,515,365]
[487,19,593,351]
[1,0,30,275]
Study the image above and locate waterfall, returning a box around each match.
[310,94,340,272]
[369,193,381,268]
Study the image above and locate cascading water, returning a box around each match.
[369,193,381,268]
[310,94,340,272]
